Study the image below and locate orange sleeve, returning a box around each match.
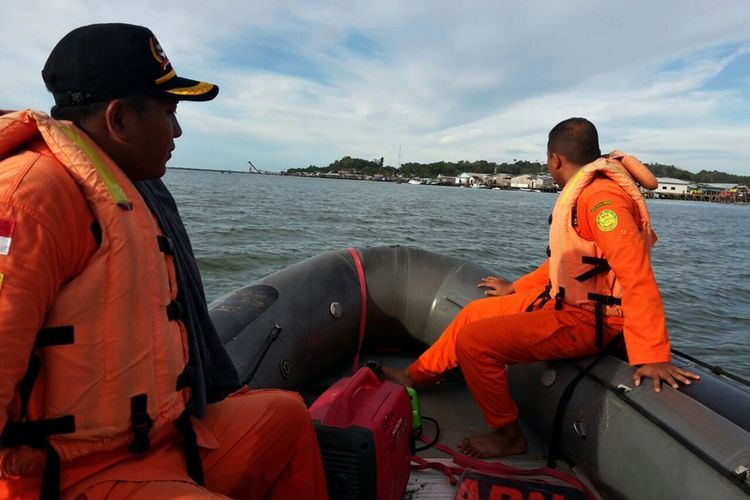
[577,178,670,365]
[0,148,95,430]
[512,260,549,292]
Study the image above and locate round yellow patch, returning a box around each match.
[596,209,618,232]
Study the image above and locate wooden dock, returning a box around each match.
[643,191,748,204]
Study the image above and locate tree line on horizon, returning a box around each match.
[284,156,750,185]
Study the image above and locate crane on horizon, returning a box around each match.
[247,161,265,174]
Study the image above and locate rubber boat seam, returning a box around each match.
[572,362,750,495]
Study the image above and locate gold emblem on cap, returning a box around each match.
[149,37,171,72]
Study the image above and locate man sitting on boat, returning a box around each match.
[0,23,326,499]
[383,117,700,458]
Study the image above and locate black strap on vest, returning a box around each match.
[1,327,77,500]
[587,293,622,307]
[575,256,611,283]
[1,416,76,448]
[17,354,41,418]
[594,301,605,349]
[35,326,75,348]
[167,300,184,320]
[588,293,622,348]
[128,394,154,454]
[157,235,174,255]
[40,445,62,500]
[546,334,624,468]
[175,408,205,485]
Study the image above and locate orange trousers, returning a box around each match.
[408,288,621,428]
[1,389,327,499]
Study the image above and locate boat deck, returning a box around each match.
[369,354,600,499]
[406,380,554,498]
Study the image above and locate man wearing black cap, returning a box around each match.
[0,23,327,499]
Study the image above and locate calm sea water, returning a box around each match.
[164,169,750,380]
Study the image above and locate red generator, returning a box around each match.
[309,366,412,500]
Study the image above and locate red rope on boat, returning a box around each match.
[348,247,367,374]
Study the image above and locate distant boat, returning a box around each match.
[407,179,423,185]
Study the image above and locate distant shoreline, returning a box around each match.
[166,167,748,204]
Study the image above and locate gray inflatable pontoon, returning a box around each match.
[210,246,750,499]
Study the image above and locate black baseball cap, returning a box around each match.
[42,23,218,107]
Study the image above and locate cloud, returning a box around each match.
[3,0,750,174]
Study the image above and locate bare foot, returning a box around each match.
[457,421,527,458]
[381,365,414,387]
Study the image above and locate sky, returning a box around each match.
[2,1,750,175]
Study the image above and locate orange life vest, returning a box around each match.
[0,111,190,477]
[546,156,654,335]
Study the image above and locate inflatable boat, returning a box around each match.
[209,246,750,499]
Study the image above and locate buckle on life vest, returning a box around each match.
[525,284,552,312]
[554,287,565,310]
[166,300,184,321]
[176,365,195,390]
[157,235,174,255]
[128,394,153,455]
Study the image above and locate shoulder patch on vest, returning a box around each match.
[596,209,618,232]
[589,200,612,214]
[0,219,15,255]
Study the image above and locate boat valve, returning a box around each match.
[540,366,557,387]
[329,302,343,318]
[735,465,749,481]
[573,420,587,439]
